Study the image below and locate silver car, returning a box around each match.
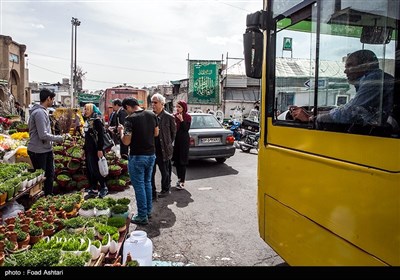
[188,113,236,163]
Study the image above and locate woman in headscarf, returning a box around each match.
[82,103,108,198]
[172,100,191,189]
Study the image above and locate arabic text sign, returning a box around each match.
[188,60,221,104]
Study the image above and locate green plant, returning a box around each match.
[61,238,81,251]
[79,238,90,251]
[29,225,43,236]
[42,222,54,230]
[62,202,75,212]
[101,233,109,245]
[116,198,130,205]
[92,240,101,248]
[16,229,28,242]
[107,216,126,228]
[126,259,140,267]
[80,200,95,210]
[57,174,71,181]
[16,123,28,130]
[111,232,119,242]
[111,204,128,214]
[109,165,121,171]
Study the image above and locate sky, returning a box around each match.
[0,0,262,91]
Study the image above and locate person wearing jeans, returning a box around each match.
[27,89,64,195]
[128,155,156,222]
[118,97,159,225]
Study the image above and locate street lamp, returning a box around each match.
[70,17,81,108]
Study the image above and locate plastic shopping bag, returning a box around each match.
[98,156,109,177]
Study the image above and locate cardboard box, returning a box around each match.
[15,156,33,168]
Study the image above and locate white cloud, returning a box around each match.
[1,0,261,90]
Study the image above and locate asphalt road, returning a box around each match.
[111,148,284,266]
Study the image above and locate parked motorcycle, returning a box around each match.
[239,129,259,152]
[229,119,242,141]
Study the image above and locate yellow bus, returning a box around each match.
[243,0,399,265]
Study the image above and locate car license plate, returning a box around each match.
[201,137,221,144]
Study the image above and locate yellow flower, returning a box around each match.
[11,132,29,140]
[16,146,28,158]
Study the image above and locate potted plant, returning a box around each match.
[42,222,55,237]
[78,200,95,217]
[116,198,130,206]
[108,165,122,177]
[110,204,129,219]
[16,229,30,249]
[107,216,127,233]
[56,174,71,188]
[94,200,110,217]
[16,123,28,132]
[90,240,101,260]
[67,159,80,174]
[29,225,43,245]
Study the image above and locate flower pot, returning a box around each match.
[78,208,95,218]
[94,208,110,217]
[18,234,30,249]
[90,243,101,260]
[4,217,16,225]
[109,240,118,254]
[100,233,110,254]
[109,169,122,177]
[29,233,43,245]
[43,227,55,237]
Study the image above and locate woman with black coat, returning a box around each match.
[83,103,108,198]
[172,100,191,190]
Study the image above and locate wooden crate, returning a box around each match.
[29,182,43,197]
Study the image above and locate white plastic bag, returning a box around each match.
[98,156,109,177]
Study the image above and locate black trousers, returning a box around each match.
[28,151,55,195]
[85,150,107,192]
[152,157,171,195]
[175,163,187,183]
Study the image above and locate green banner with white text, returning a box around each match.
[188,60,221,104]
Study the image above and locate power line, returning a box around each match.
[28,62,173,86]
[29,51,186,75]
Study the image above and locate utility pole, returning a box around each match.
[70,17,81,108]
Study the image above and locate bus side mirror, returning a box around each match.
[243,11,264,79]
[243,30,263,79]
[360,26,393,44]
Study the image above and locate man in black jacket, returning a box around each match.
[151,93,176,199]
[109,99,129,159]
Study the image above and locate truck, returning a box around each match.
[99,85,149,122]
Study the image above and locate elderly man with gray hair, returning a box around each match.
[151,93,176,199]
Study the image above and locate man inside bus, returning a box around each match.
[290,49,394,134]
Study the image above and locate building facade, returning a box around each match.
[0,35,29,113]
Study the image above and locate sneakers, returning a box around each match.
[87,189,98,196]
[131,215,148,225]
[176,183,185,190]
[158,189,170,198]
[98,188,108,198]
[175,181,181,187]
